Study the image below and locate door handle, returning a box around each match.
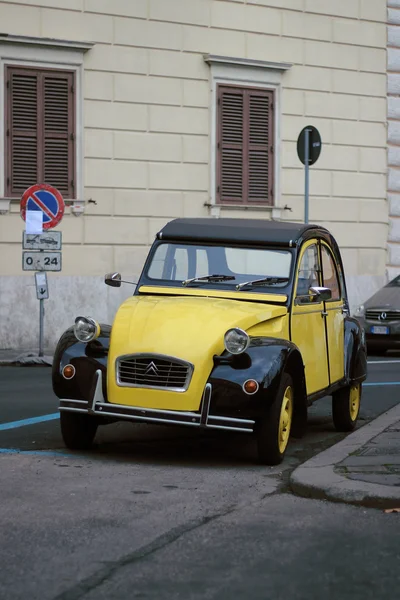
[335,304,349,315]
[321,311,328,317]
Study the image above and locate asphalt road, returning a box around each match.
[1,359,400,600]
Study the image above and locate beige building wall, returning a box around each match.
[388,0,400,280]
[0,0,388,350]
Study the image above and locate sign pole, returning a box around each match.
[20,184,64,360]
[297,125,322,225]
[34,271,49,357]
[39,297,44,357]
[304,127,310,224]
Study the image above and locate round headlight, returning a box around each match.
[224,328,250,355]
[74,316,100,343]
[354,304,365,317]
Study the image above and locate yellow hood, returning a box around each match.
[107,294,287,411]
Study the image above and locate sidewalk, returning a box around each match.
[0,349,53,366]
[291,402,400,509]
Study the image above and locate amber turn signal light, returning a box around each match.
[62,364,76,380]
[243,379,259,395]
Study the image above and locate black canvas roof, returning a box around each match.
[157,218,327,247]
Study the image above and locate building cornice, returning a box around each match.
[203,54,292,71]
[0,34,93,52]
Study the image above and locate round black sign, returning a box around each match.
[297,126,322,166]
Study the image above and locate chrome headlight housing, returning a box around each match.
[224,328,250,355]
[73,316,101,343]
[354,304,365,318]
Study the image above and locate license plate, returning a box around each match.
[371,326,389,335]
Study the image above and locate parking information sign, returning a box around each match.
[35,272,49,300]
[23,231,62,251]
[20,184,65,230]
[21,185,63,272]
[23,251,62,272]
[20,184,65,357]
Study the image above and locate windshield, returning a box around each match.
[146,243,292,290]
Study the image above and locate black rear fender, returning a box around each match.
[344,317,367,384]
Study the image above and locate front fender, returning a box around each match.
[344,317,367,384]
[209,338,307,429]
[52,324,111,401]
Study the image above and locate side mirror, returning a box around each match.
[105,272,122,288]
[309,286,332,302]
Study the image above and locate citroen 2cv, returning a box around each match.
[53,218,367,465]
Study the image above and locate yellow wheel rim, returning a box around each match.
[278,386,293,454]
[349,384,360,421]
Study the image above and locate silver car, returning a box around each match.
[355,274,400,354]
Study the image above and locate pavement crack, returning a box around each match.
[51,504,238,600]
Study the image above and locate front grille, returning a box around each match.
[116,354,193,391]
[365,309,400,321]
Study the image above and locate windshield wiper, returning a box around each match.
[182,274,235,286]
[236,276,289,290]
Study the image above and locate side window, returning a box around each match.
[321,246,341,301]
[149,245,207,281]
[296,245,320,302]
[149,244,168,279]
[196,249,209,278]
[173,248,189,280]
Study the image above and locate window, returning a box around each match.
[296,245,320,302]
[217,85,274,206]
[5,66,75,198]
[225,247,291,277]
[173,248,189,280]
[147,243,291,288]
[321,246,341,300]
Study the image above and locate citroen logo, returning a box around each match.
[145,361,159,376]
[379,312,387,321]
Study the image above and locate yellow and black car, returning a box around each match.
[53,218,367,465]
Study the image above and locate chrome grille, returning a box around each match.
[116,354,193,392]
[365,309,400,321]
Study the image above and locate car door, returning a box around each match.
[291,240,329,395]
[320,242,345,384]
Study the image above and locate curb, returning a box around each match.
[0,353,53,366]
[290,403,400,509]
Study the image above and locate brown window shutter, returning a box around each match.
[5,66,75,198]
[217,87,244,204]
[43,72,75,198]
[217,85,274,206]
[6,69,39,196]
[248,89,274,205]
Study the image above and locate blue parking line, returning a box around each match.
[0,448,76,457]
[0,413,59,432]
[364,382,400,387]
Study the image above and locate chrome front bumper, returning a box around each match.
[59,370,255,434]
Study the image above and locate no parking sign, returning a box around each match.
[19,183,65,357]
[20,183,65,230]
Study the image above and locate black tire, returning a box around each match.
[60,411,98,450]
[332,383,361,432]
[368,347,386,357]
[256,373,294,466]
